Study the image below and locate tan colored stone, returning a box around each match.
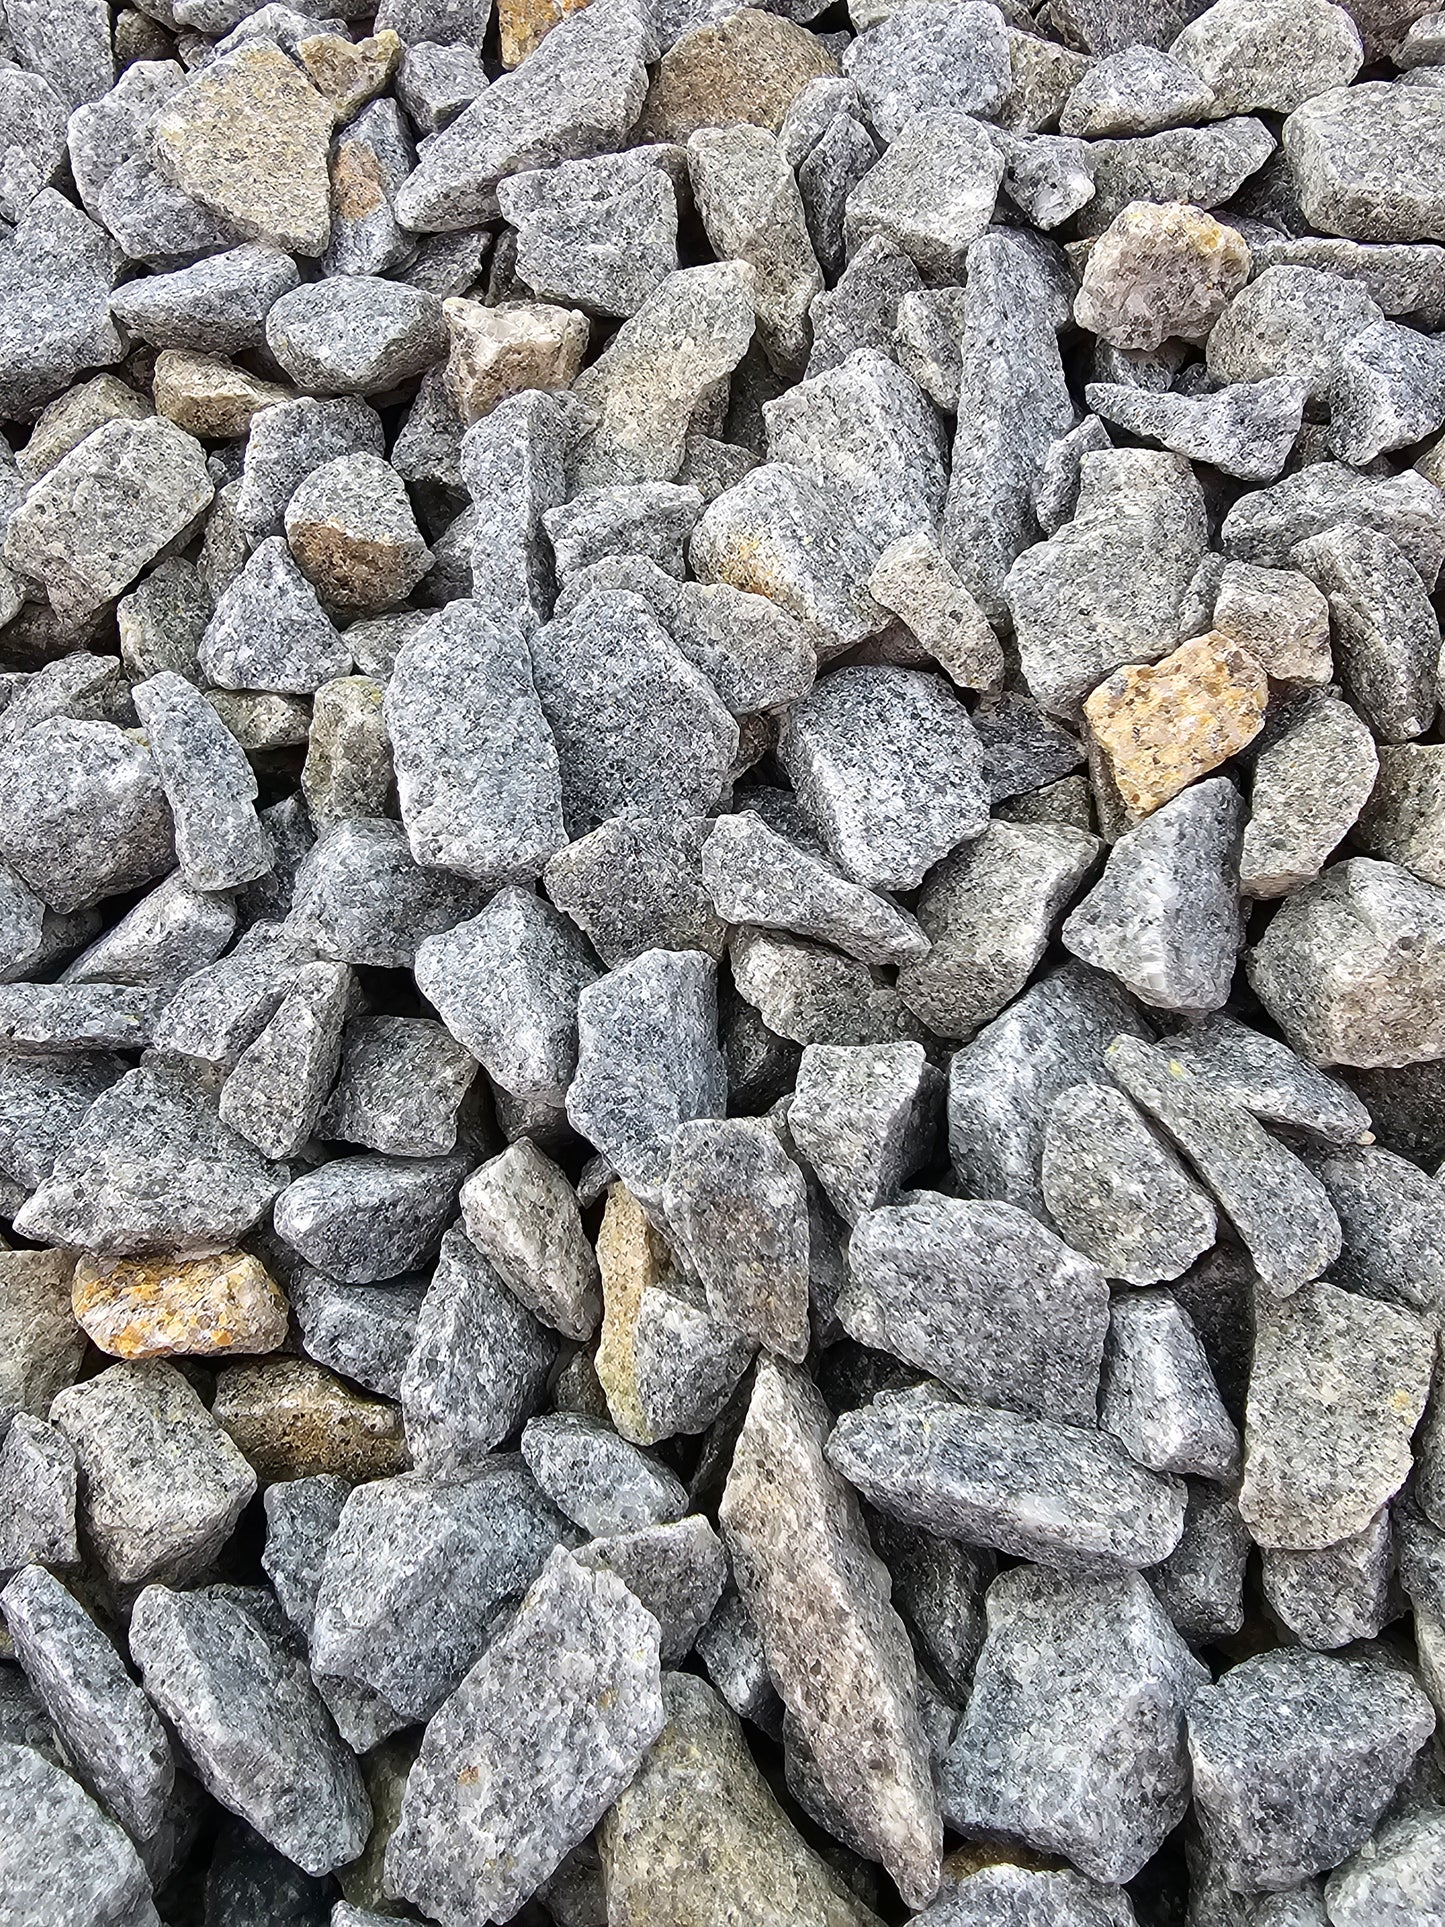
[641,9,839,142]
[72,1250,290,1360]
[296,29,403,119]
[595,1182,672,1446]
[151,43,335,258]
[19,376,152,481]
[442,296,589,424]
[152,350,293,441]
[499,0,591,67]
[1212,561,1333,686]
[1074,201,1251,351]
[1083,631,1268,819]
[211,1357,410,1482]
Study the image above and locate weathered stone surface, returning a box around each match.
[290,817,485,968]
[521,1410,687,1537]
[843,110,1005,281]
[642,9,837,142]
[212,1357,409,1484]
[442,294,589,425]
[1075,200,1250,350]
[0,1417,78,1577]
[1325,1806,1445,1926]
[72,1250,289,1362]
[0,1250,85,1428]
[1187,1648,1434,1890]
[1240,692,1380,899]
[720,1360,941,1909]
[827,1382,1187,1574]
[201,536,351,694]
[1284,79,1445,243]
[460,1140,600,1340]
[385,1549,665,1927]
[1083,632,1266,819]
[274,1151,468,1285]
[284,453,431,611]
[1240,1278,1434,1549]
[1223,462,1445,586]
[940,1566,1207,1884]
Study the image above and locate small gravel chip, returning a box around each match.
[1100,1288,1239,1480]
[788,1040,942,1224]
[385,600,565,884]
[108,243,300,354]
[1248,856,1445,1067]
[132,671,271,892]
[843,110,1005,280]
[1187,1647,1434,1890]
[1240,1278,1434,1549]
[841,1194,1109,1425]
[1,1564,173,1844]
[321,1013,478,1158]
[544,813,725,966]
[49,1360,256,1587]
[940,1566,1207,1884]
[237,394,384,545]
[1261,1510,1395,1650]
[151,43,334,256]
[826,1381,1187,1574]
[459,1141,600,1340]
[217,960,349,1161]
[1240,691,1380,899]
[1107,1034,1340,1294]
[401,1223,556,1471]
[0,1417,78,1575]
[310,1460,567,1740]
[778,667,987,892]
[702,811,928,967]
[720,1360,941,1909]
[457,390,569,634]
[1063,778,1244,1015]
[575,1516,726,1666]
[290,817,485,968]
[284,453,431,612]
[5,416,211,624]
[567,948,726,1214]
[521,1411,688,1537]
[200,536,350,695]
[663,1116,811,1361]
[1163,1012,1374,1144]
[529,590,738,834]
[1291,522,1438,744]
[385,1548,665,1927]
[130,1583,370,1876]
[1042,1082,1218,1285]
[898,819,1100,1038]
[16,1061,287,1256]
[1284,79,1445,244]
[0,1742,157,1927]
[72,1249,290,1362]
[274,1151,469,1285]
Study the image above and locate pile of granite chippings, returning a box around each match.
[7,0,1445,1918]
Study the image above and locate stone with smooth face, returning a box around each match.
[1100,1289,1240,1481]
[459,1140,600,1340]
[788,1040,942,1226]
[1240,692,1380,901]
[0,1741,158,1927]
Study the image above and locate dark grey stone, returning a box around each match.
[261,1476,351,1638]
[1291,522,1438,743]
[273,1151,469,1285]
[289,817,485,969]
[1304,1141,1445,1317]
[521,1411,689,1538]
[320,1014,479,1159]
[109,244,301,354]
[0,1741,157,1927]
[288,1268,426,1401]
[1149,1477,1250,1644]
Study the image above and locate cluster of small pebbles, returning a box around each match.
[5,0,1445,1920]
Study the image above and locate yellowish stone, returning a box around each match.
[211,1357,410,1482]
[1083,631,1268,820]
[442,296,590,425]
[595,1183,673,1446]
[153,350,293,441]
[499,0,591,67]
[641,9,840,142]
[151,43,336,258]
[296,29,403,119]
[1074,201,1251,351]
[72,1251,290,1361]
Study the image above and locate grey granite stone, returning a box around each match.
[320,1014,478,1159]
[49,1361,256,1588]
[1086,377,1306,481]
[236,395,384,546]
[0,1741,158,1927]
[150,920,316,1070]
[200,536,350,695]
[843,109,1005,280]
[384,1548,664,1926]
[521,1411,688,1538]
[289,1268,426,1400]
[844,2,1009,140]
[0,1418,78,1577]
[1240,692,1380,899]
[542,815,718,971]
[1261,1509,1395,1650]
[322,98,415,280]
[62,871,236,991]
[109,244,300,354]
[1075,117,1276,235]
[218,961,350,1162]
[0,1251,86,1431]
[574,1516,726,1667]
[788,1040,941,1225]
[1100,1288,1239,1480]
[940,1566,1207,1884]
[1161,1012,1372,1145]
[1284,78,1445,243]
[132,672,271,893]
[1291,523,1438,743]
[1357,742,1445,886]
[0,183,123,421]
[688,123,820,379]
[274,1151,469,1285]
[1304,1140,1445,1318]
[289,817,485,969]
[265,276,446,396]
[1222,461,1445,585]
[1150,1477,1250,1643]
[1061,45,1216,135]
[729,926,927,1049]
[261,1476,351,1640]
[459,1140,600,1340]
[0,717,173,914]
[500,149,677,320]
[546,483,703,583]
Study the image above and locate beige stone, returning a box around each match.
[1074,201,1251,350]
[442,296,589,424]
[153,350,293,441]
[641,9,839,142]
[296,29,403,119]
[594,1182,673,1446]
[499,0,591,67]
[1212,560,1333,685]
[72,1250,290,1360]
[151,43,336,258]
[212,1357,410,1482]
[1083,630,1268,818]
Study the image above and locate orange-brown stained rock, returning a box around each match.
[296,29,402,119]
[211,1356,409,1482]
[640,9,839,142]
[499,0,591,67]
[72,1250,290,1360]
[594,1183,672,1446]
[1083,631,1268,819]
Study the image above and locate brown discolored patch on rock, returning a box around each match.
[287,523,409,609]
[443,295,590,425]
[151,42,336,257]
[499,0,592,68]
[211,1356,410,1482]
[72,1249,290,1360]
[595,1183,673,1446]
[640,9,840,142]
[1083,630,1268,819]
[152,349,293,440]
[296,29,403,120]
[331,139,387,222]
